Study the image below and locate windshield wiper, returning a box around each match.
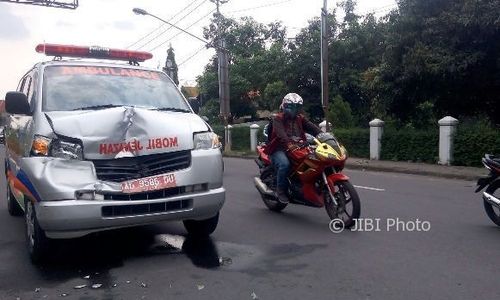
[72,104,122,111]
[154,107,191,113]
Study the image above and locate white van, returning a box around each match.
[4,44,225,262]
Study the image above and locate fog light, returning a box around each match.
[185,184,207,193]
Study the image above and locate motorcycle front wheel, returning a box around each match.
[325,180,361,228]
[483,180,500,227]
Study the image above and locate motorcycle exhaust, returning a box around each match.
[254,177,274,196]
[483,192,500,209]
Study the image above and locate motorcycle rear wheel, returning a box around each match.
[483,180,500,227]
[325,180,361,228]
[261,194,288,212]
[259,166,287,212]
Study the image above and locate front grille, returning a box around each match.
[102,186,185,201]
[91,150,191,182]
[102,199,192,217]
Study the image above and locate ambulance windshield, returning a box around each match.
[42,65,191,112]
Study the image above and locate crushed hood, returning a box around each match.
[45,107,209,160]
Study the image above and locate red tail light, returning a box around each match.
[35,43,153,62]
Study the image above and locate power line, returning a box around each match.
[126,0,201,49]
[148,8,216,52]
[178,45,209,66]
[136,0,209,50]
[359,4,398,15]
[226,0,293,14]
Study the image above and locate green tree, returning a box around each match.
[263,81,287,111]
[366,0,500,125]
[199,99,222,125]
[199,16,289,120]
[327,95,355,128]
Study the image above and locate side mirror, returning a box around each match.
[5,92,30,115]
[201,116,209,122]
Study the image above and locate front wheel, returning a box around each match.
[25,200,51,263]
[325,180,361,228]
[183,213,219,237]
[483,181,500,227]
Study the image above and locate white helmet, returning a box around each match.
[280,93,303,118]
[281,93,303,106]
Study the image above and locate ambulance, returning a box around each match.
[4,44,225,262]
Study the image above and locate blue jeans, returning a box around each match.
[271,150,290,190]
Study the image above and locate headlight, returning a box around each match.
[193,132,220,150]
[50,139,83,160]
[32,135,51,156]
[32,135,83,159]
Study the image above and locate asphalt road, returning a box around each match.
[1,155,500,300]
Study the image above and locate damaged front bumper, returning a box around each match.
[17,149,225,238]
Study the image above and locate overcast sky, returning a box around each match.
[0,0,396,98]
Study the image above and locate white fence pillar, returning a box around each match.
[319,120,332,132]
[224,125,232,152]
[250,124,260,152]
[369,118,384,160]
[438,116,459,165]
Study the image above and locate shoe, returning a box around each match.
[276,188,289,204]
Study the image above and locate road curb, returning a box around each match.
[344,163,481,181]
[223,153,486,181]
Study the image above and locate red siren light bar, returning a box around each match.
[35,43,153,62]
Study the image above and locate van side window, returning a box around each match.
[23,75,33,101]
[17,76,27,92]
[29,72,38,112]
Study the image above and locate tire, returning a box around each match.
[259,166,287,212]
[183,213,219,237]
[325,180,361,228]
[6,182,23,216]
[25,200,51,263]
[261,194,288,212]
[483,180,500,227]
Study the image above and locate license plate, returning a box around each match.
[121,173,177,194]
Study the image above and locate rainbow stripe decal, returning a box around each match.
[7,170,42,203]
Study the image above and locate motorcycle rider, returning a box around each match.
[265,93,322,204]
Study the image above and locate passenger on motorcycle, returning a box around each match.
[265,93,322,204]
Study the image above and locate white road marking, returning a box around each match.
[354,185,386,192]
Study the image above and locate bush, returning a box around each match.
[454,123,500,167]
[211,125,266,151]
[214,125,370,158]
[333,128,370,158]
[381,129,439,163]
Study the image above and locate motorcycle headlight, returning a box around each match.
[193,132,220,150]
[49,139,83,160]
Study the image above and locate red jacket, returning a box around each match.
[265,113,322,155]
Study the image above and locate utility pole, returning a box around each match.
[320,0,330,132]
[210,0,231,151]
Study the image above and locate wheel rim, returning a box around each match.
[26,202,35,248]
[326,183,355,223]
[490,186,500,218]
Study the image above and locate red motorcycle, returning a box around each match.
[475,154,500,227]
[254,130,361,228]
